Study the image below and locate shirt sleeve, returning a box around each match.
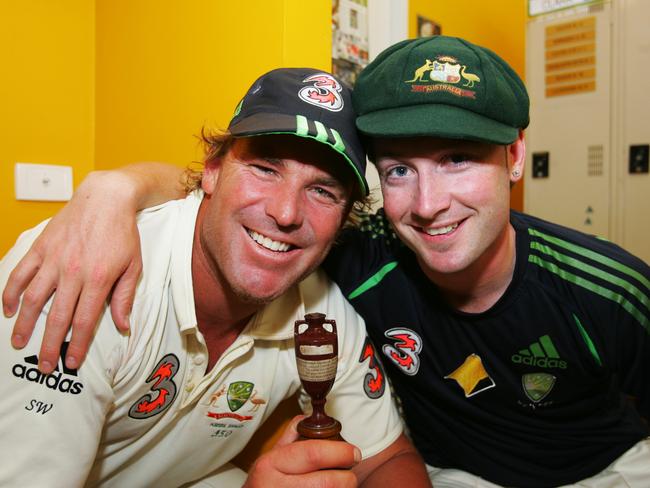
[613,258,650,418]
[298,271,402,459]
[0,223,119,487]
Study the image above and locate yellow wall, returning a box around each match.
[1,0,330,466]
[95,0,332,171]
[1,0,331,257]
[408,0,527,210]
[0,1,95,256]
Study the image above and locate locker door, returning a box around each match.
[615,0,650,262]
[525,5,612,238]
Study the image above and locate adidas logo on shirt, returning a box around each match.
[12,342,84,395]
[511,335,567,370]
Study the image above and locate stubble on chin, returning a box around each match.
[231,260,324,307]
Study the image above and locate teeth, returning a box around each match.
[424,223,458,236]
[248,230,291,252]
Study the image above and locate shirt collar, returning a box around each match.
[170,191,202,333]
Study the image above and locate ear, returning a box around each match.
[201,159,222,195]
[508,130,526,184]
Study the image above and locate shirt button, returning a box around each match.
[185,382,195,392]
[193,354,206,366]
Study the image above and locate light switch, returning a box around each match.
[629,145,649,174]
[532,152,549,178]
[15,163,73,201]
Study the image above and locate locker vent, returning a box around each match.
[587,145,604,176]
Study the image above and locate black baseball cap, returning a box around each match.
[228,68,369,196]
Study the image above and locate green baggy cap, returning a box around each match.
[353,36,530,145]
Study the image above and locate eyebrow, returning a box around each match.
[314,175,346,190]
[258,156,283,165]
[249,153,348,192]
[376,143,492,162]
[375,153,410,165]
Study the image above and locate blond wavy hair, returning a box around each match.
[182,128,235,193]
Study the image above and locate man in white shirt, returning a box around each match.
[0,68,429,487]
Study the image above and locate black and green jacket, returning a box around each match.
[324,210,650,488]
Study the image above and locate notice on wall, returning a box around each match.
[332,0,369,86]
[529,0,603,17]
[545,16,596,97]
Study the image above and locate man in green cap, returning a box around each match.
[328,36,650,487]
[5,37,650,487]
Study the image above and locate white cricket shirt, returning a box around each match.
[0,192,401,487]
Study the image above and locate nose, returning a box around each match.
[411,173,452,222]
[266,182,305,229]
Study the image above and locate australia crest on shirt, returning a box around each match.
[203,381,267,439]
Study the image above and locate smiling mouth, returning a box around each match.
[247,229,293,252]
[422,222,459,236]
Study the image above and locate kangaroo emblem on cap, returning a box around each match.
[404,54,479,99]
[406,60,434,82]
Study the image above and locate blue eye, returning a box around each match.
[388,166,409,177]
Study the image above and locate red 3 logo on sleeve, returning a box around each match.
[358,336,386,399]
[128,354,180,419]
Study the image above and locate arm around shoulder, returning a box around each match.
[2,162,184,375]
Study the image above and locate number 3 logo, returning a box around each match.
[298,73,344,112]
[359,336,386,399]
[382,328,422,376]
[128,353,180,419]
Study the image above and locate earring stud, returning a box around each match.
[512,169,520,178]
